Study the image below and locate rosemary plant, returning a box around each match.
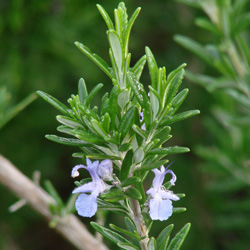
[38,3,199,250]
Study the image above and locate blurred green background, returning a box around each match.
[0,0,249,249]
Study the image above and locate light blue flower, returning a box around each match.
[71,158,113,217]
[146,164,179,221]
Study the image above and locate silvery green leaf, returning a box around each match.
[45,135,89,146]
[108,30,123,72]
[78,78,88,103]
[56,116,84,129]
[148,237,156,250]
[133,147,144,164]
[118,89,130,110]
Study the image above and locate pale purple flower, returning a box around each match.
[71,158,113,217]
[140,112,146,131]
[146,164,179,221]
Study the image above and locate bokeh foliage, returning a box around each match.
[1,0,249,249]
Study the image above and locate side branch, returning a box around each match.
[0,154,108,250]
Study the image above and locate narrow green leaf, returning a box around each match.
[132,124,147,139]
[96,4,114,30]
[173,207,187,214]
[167,223,191,250]
[109,85,119,130]
[153,126,171,146]
[119,143,132,152]
[149,146,190,155]
[125,217,136,233]
[118,243,140,250]
[91,222,130,245]
[125,187,142,200]
[161,110,200,126]
[101,112,111,133]
[131,55,147,80]
[145,46,159,89]
[85,83,104,106]
[133,147,145,164]
[85,154,122,160]
[170,88,189,115]
[148,237,156,250]
[101,188,123,198]
[108,30,123,72]
[135,160,169,173]
[120,149,133,181]
[122,176,141,187]
[56,116,83,129]
[127,72,149,110]
[90,119,108,137]
[45,135,89,146]
[118,106,136,141]
[164,64,186,106]
[104,194,128,202]
[110,224,140,240]
[37,91,69,115]
[75,42,113,78]
[157,224,174,250]
[124,7,141,55]
[73,129,105,145]
[78,78,88,103]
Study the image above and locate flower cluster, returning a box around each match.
[72,158,179,221]
[71,158,113,217]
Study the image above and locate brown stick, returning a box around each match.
[0,154,108,250]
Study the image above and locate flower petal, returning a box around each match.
[71,164,85,178]
[72,182,95,194]
[149,195,173,221]
[75,193,97,217]
[98,159,113,180]
[160,190,180,201]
